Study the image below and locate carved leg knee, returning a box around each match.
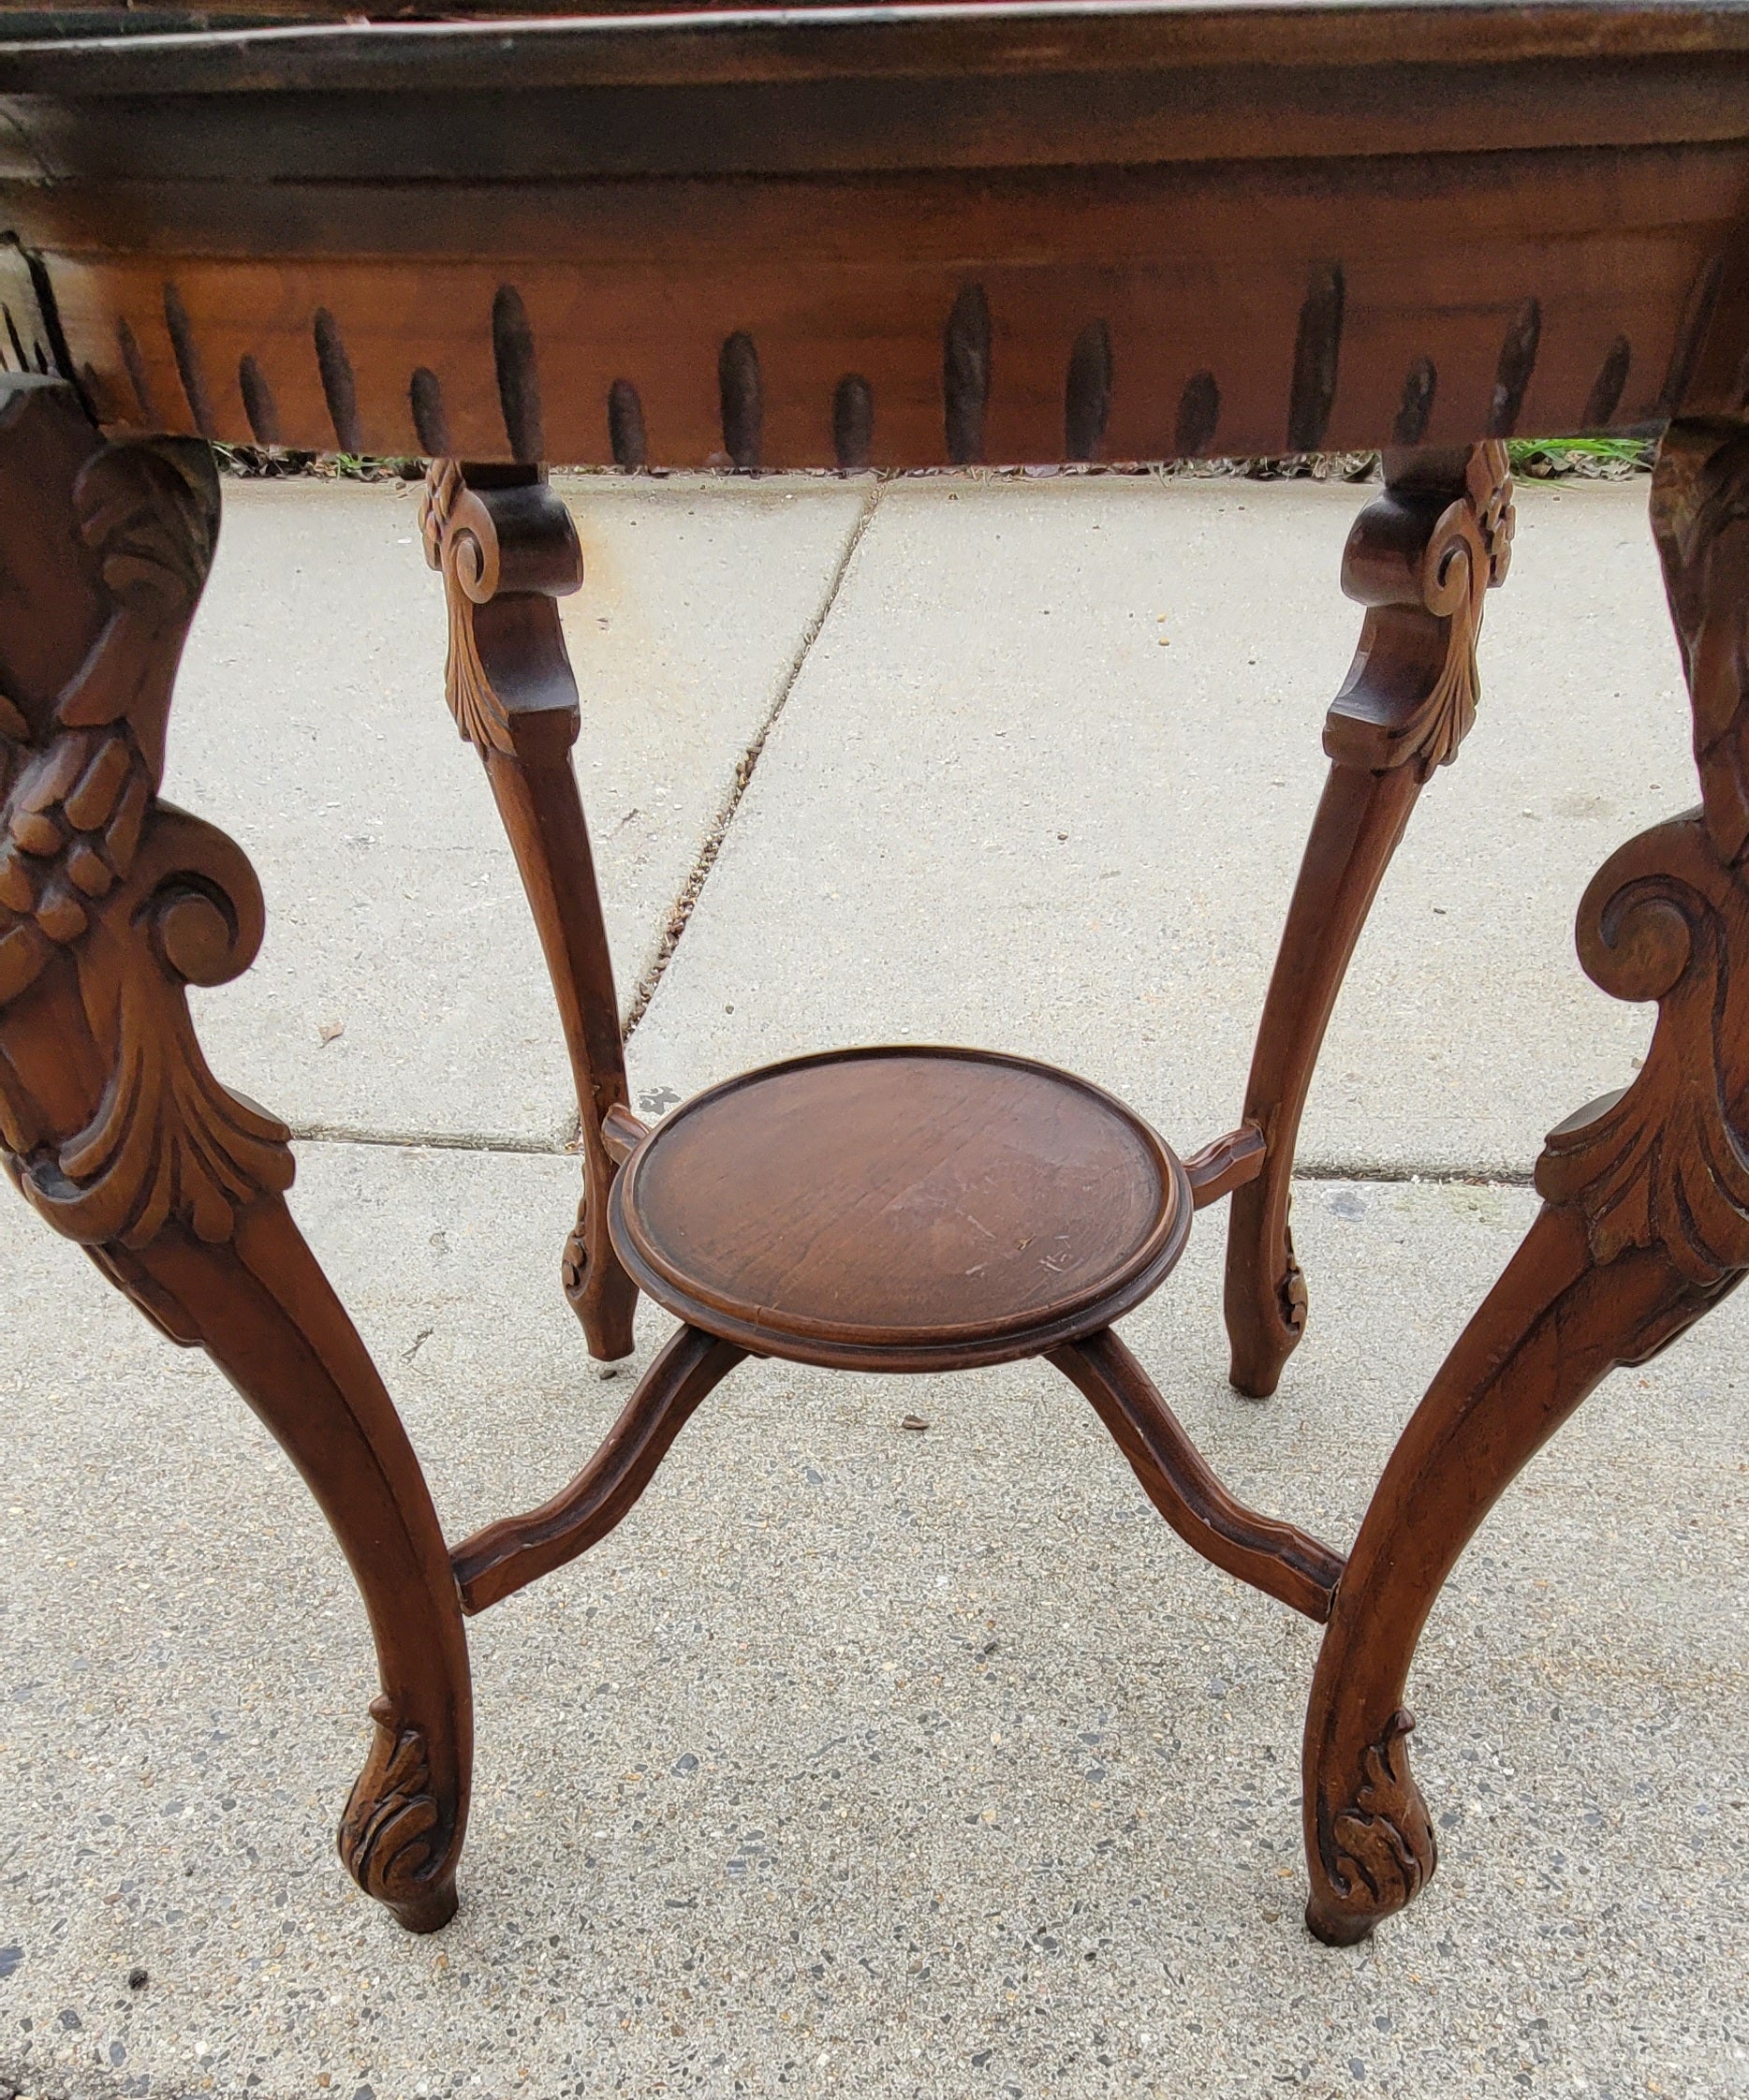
[1303,1212,1713,1942]
[421,461,639,1359]
[1226,444,1514,1398]
[0,382,471,1931]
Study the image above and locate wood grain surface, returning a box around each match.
[4,3,1746,465]
[609,1047,1191,1369]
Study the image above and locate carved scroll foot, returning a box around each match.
[0,380,471,1932]
[147,1204,474,1934]
[1304,1707,1434,1946]
[421,460,639,1360]
[1226,443,1515,1398]
[1308,414,1749,1941]
[1303,1208,1715,1942]
[340,1696,461,1933]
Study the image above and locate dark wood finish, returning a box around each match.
[600,1098,647,1165]
[6,0,1749,1955]
[1048,1329,1343,1622]
[6,7,1749,467]
[452,1323,745,1611]
[0,374,470,1932]
[1226,441,1515,1398]
[607,1046,1193,1371]
[1303,410,1749,1944]
[420,455,638,1358]
[23,3,1749,89]
[455,1311,1345,1622]
[29,162,1734,468]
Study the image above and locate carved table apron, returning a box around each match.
[1,1,1747,1949]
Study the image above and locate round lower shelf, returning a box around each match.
[609,1044,1191,1371]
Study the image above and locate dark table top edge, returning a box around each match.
[7,0,1749,94]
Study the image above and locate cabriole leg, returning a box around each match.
[421,459,638,1359]
[1304,413,1749,1943]
[1226,443,1515,1397]
[0,377,470,1932]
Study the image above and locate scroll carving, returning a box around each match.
[1404,441,1515,771]
[1325,439,1514,778]
[1305,415,1749,1949]
[419,455,583,755]
[1226,442,1515,1402]
[1320,1710,1435,1930]
[0,425,292,1256]
[421,456,514,753]
[1536,419,1749,1289]
[337,1696,448,1910]
[0,380,472,1934]
[419,455,639,1361]
[1536,825,1749,1284]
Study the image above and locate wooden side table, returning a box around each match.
[1,0,1746,1950]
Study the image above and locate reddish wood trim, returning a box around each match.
[605,1046,1195,1373]
[421,457,639,1360]
[1304,411,1749,1943]
[1182,1122,1266,1209]
[1049,1329,1344,1622]
[9,5,1749,101]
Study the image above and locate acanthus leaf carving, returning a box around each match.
[1536,420,1749,1290]
[0,422,293,1255]
[1322,1707,1436,1922]
[420,457,516,754]
[1403,440,1515,774]
[419,457,585,756]
[1536,821,1749,1285]
[337,1696,448,1912]
[34,888,293,1249]
[1,378,469,1940]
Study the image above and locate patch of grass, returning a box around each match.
[1507,433,1654,477]
[325,451,427,482]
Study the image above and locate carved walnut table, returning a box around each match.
[1,0,1746,1950]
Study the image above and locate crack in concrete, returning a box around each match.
[286,1122,571,1155]
[618,476,886,1046]
[1296,1160,1536,1187]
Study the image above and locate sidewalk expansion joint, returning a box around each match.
[1295,1160,1536,1187]
[286,1123,1536,1188]
[619,475,886,1046]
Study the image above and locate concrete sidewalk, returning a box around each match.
[1,472,1744,2100]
